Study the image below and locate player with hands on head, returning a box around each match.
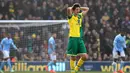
[66,3,89,73]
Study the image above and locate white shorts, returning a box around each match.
[113,50,125,58]
[2,50,10,58]
[50,53,56,61]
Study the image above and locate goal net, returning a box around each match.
[0,20,68,61]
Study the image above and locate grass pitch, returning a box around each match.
[3,71,130,73]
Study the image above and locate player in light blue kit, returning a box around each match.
[47,32,57,73]
[112,30,126,73]
[0,33,18,73]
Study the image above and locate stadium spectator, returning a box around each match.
[121,16,130,32]
[16,9,24,20]
[92,53,98,61]
[101,12,110,24]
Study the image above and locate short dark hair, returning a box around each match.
[120,28,125,32]
[120,28,126,33]
[72,3,81,10]
[51,31,56,35]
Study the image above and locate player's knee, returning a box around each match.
[81,54,88,61]
[54,60,56,63]
[71,56,76,61]
[3,58,7,61]
[114,58,118,62]
[120,57,125,61]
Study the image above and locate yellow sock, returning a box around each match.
[70,59,76,71]
[75,57,84,71]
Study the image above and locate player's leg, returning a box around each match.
[70,56,76,73]
[47,61,53,72]
[51,53,57,73]
[112,58,118,73]
[0,59,5,73]
[7,58,14,72]
[0,51,5,73]
[74,39,88,73]
[66,38,78,73]
[47,54,54,73]
[52,53,57,66]
[4,51,14,72]
[75,54,87,72]
[112,51,118,73]
[0,50,14,73]
[118,51,125,73]
[47,53,57,73]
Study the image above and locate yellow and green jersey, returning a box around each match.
[68,13,83,37]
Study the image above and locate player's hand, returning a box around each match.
[124,48,130,56]
[124,48,127,52]
[116,51,120,55]
[16,49,20,52]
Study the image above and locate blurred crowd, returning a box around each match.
[0,23,67,61]
[1,0,130,61]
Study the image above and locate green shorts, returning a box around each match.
[66,37,87,56]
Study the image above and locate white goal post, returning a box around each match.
[0,20,67,27]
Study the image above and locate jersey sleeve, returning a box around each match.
[123,42,126,48]
[0,38,6,50]
[81,13,83,18]
[113,36,118,50]
[79,13,83,19]
[0,44,2,51]
[123,36,126,48]
[67,13,73,19]
[49,39,53,45]
[49,39,53,48]
[11,39,17,50]
[68,15,72,19]
[49,38,55,51]
[1,39,5,45]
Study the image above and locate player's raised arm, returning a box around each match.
[67,7,72,17]
[81,7,89,16]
